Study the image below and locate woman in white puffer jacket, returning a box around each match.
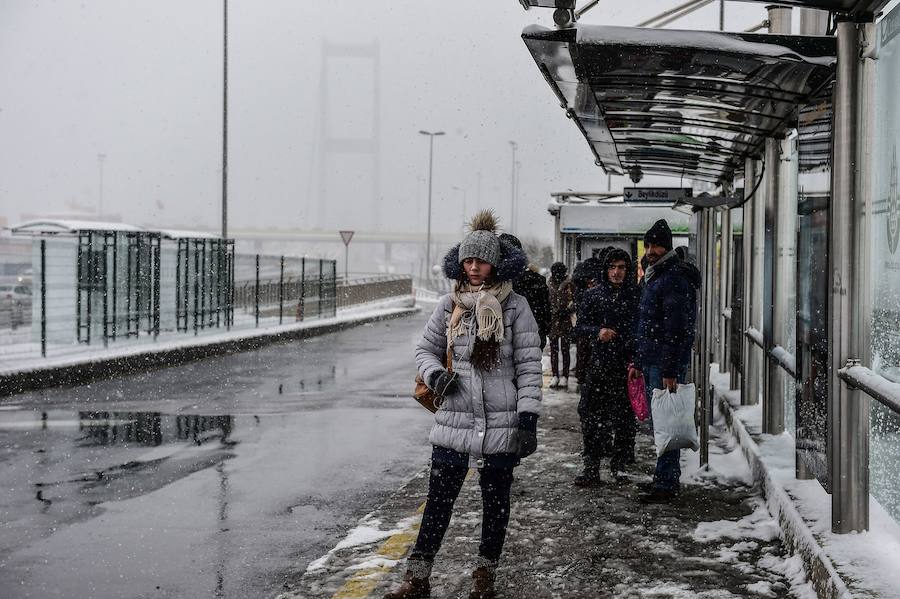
[385,211,543,599]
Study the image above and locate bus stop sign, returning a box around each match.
[623,187,692,203]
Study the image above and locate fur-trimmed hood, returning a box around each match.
[442,240,527,283]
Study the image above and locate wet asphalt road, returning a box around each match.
[0,312,435,599]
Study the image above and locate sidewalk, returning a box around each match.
[0,297,417,397]
[279,382,819,599]
[710,367,900,599]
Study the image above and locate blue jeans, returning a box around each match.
[644,364,688,492]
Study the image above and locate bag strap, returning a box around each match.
[446,345,453,372]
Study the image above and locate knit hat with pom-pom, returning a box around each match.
[458,210,501,267]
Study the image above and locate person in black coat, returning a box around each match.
[570,256,605,390]
[573,248,641,484]
[629,219,702,502]
[499,234,551,349]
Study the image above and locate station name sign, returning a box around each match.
[623,187,692,203]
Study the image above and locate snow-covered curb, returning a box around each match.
[0,298,419,397]
[711,365,900,599]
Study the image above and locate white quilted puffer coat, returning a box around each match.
[415,291,543,468]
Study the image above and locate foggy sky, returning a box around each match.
[0,0,768,243]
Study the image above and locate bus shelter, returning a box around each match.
[518,0,899,537]
[9,220,234,348]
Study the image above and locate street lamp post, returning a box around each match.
[97,153,106,217]
[509,141,518,231]
[222,0,229,240]
[419,130,445,277]
[451,185,468,232]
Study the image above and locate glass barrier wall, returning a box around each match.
[869,3,900,522]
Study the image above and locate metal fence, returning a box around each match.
[0,237,344,366]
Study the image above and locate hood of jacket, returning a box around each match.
[599,248,637,292]
[442,239,527,283]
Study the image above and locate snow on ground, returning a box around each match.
[283,382,817,599]
[709,362,900,599]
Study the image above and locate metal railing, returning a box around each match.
[838,364,900,417]
[745,326,797,379]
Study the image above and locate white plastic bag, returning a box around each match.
[650,383,700,456]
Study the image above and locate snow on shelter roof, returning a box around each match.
[9,219,145,235]
[522,24,836,185]
[8,219,222,240]
[156,229,221,240]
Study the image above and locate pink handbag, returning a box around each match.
[628,372,650,421]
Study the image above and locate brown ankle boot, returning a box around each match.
[468,565,497,599]
[384,570,430,599]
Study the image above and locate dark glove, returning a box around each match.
[429,369,458,397]
[516,412,539,458]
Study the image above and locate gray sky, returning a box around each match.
[0,0,767,243]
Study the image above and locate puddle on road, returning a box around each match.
[0,409,235,447]
[278,364,337,396]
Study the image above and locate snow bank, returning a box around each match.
[710,365,900,598]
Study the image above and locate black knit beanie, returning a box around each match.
[644,219,673,252]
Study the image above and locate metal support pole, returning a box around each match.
[40,239,46,358]
[741,158,758,406]
[763,137,783,434]
[766,5,792,34]
[254,254,260,327]
[828,19,870,534]
[509,141,518,232]
[300,257,306,321]
[699,208,714,466]
[719,209,732,370]
[279,255,285,325]
[319,259,324,317]
[799,7,828,35]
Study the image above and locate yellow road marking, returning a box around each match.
[330,470,473,599]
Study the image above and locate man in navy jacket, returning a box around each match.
[629,219,701,501]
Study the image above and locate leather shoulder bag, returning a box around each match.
[413,348,452,413]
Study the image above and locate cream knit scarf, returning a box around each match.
[448,280,512,369]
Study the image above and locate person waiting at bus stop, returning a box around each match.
[628,219,701,502]
[385,210,543,599]
[570,256,605,391]
[547,261,575,388]
[499,233,551,351]
[574,248,641,485]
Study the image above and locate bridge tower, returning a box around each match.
[312,40,382,231]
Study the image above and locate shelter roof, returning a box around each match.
[522,24,836,184]
[8,219,145,235]
[8,220,222,240]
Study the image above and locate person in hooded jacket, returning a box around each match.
[628,219,702,502]
[573,248,641,484]
[385,210,542,599]
[547,262,575,388]
[570,256,605,390]
[499,233,551,350]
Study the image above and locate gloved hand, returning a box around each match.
[516,412,539,458]
[429,369,458,397]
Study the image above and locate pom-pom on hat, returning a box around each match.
[442,210,527,283]
[458,210,501,267]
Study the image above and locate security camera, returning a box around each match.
[553,8,576,28]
